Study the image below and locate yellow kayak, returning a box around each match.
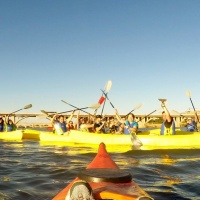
[0,130,23,140]
[39,129,200,150]
[23,129,40,140]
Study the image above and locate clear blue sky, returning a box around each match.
[1,0,200,117]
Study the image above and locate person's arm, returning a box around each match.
[114,109,124,123]
[67,110,75,123]
[94,122,105,133]
[76,110,80,130]
[129,124,138,133]
[194,111,199,123]
[4,115,8,124]
[162,102,172,122]
[51,114,57,126]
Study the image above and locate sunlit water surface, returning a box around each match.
[0,140,200,200]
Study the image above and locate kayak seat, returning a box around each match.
[78,168,132,183]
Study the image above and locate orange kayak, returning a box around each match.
[52,142,154,200]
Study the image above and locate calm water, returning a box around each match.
[0,140,200,200]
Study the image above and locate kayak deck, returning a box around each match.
[52,142,153,200]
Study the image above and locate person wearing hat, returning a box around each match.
[186,113,198,132]
[93,115,105,133]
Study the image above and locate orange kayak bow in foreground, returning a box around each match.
[52,142,154,200]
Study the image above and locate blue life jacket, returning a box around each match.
[0,123,4,131]
[7,124,14,132]
[160,120,175,135]
[54,122,67,135]
[124,121,138,135]
[187,121,196,132]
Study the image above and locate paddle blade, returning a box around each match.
[40,110,48,115]
[186,90,191,98]
[24,104,32,109]
[104,80,112,93]
[89,103,101,109]
[130,133,143,150]
[98,96,105,105]
[134,103,142,110]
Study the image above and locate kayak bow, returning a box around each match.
[52,142,154,200]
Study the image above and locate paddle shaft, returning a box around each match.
[101,89,115,109]
[65,102,93,116]
[101,96,107,115]
[137,109,157,122]
[126,108,137,117]
[8,108,23,115]
[188,97,199,131]
[58,107,88,114]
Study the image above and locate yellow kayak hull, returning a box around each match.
[0,130,23,140]
[39,129,200,150]
[23,129,40,140]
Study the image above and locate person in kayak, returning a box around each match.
[51,110,75,135]
[4,116,17,132]
[160,101,175,135]
[186,114,198,132]
[124,113,138,134]
[77,110,94,132]
[93,115,105,133]
[67,120,75,131]
[0,117,4,132]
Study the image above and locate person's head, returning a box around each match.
[0,117,3,123]
[68,120,73,126]
[8,119,13,125]
[127,113,135,122]
[96,115,102,122]
[58,115,64,123]
[162,111,167,121]
[79,117,85,124]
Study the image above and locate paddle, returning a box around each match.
[125,103,142,117]
[172,110,185,118]
[186,90,199,130]
[137,107,162,123]
[100,80,112,115]
[8,104,32,116]
[94,80,112,115]
[61,100,99,115]
[100,89,117,110]
[41,103,100,117]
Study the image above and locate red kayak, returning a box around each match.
[52,142,154,200]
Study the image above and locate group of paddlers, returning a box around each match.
[0,116,17,132]
[49,101,198,135]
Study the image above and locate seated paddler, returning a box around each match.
[115,109,138,134]
[186,112,198,132]
[51,110,75,135]
[4,116,17,132]
[160,101,175,135]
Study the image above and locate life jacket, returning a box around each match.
[124,121,138,135]
[0,123,4,131]
[6,124,16,132]
[68,125,75,131]
[187,121,197,132]
[54,122,67,135]
[160,120,175,135]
